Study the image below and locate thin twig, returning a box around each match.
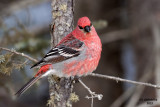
[111,48,155,107]
[1,47,160,89]
[89,73,160,89]
[0,47,37,62]
[79,79,103,107]
[126,69,153,107]
[126,47,155,107]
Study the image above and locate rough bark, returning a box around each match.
[50,0,74,46]
[48,0,74,107]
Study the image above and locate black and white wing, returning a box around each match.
[30,35,84,69]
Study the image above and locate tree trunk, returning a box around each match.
[48,0,74,107]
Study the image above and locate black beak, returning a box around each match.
[84,26,91,32]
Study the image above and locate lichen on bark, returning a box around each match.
[48,0,75,107]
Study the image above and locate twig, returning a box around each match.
[126,47,155,107]
[112,47,155,107]
[1,48,159,89]
[126,69,153,107]
[89,73,160,89]
[79,79,103,107]
[0,47,37,62]
[111,64,152,107]
[1,47,160,106]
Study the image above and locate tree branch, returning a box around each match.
[79,79,103,107]
[89,73,160,89]
[0,47,37,62]
[1,47,160,106]
[111,48,154,107]
[1,47,159,92]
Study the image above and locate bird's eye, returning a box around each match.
[78,26,83,29]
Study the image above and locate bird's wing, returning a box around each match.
[31,34,84,69]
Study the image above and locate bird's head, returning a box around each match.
[77,17,92,33]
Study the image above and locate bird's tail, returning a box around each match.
[15,75,42,97]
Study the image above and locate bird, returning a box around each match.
[15,16,102,97]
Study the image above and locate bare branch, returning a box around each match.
[79,79,103,107]
[126,67,153,106]
[1,46,160,106]
[89,73,160,89]
[111,48,155,107]
[0,47,37,62]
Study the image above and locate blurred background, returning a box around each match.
[0,0,159,107]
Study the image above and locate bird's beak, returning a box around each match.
[84,26,91,33]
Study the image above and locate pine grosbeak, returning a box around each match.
[15,17,102,96]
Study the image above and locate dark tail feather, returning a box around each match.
[30,60,43,69]
[15,75,42,97]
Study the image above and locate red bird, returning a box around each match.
[15,17,102,96]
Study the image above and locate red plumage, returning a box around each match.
[15,16,102,96]
[34,64,52,77]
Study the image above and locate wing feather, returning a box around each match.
[31,34,83,69]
